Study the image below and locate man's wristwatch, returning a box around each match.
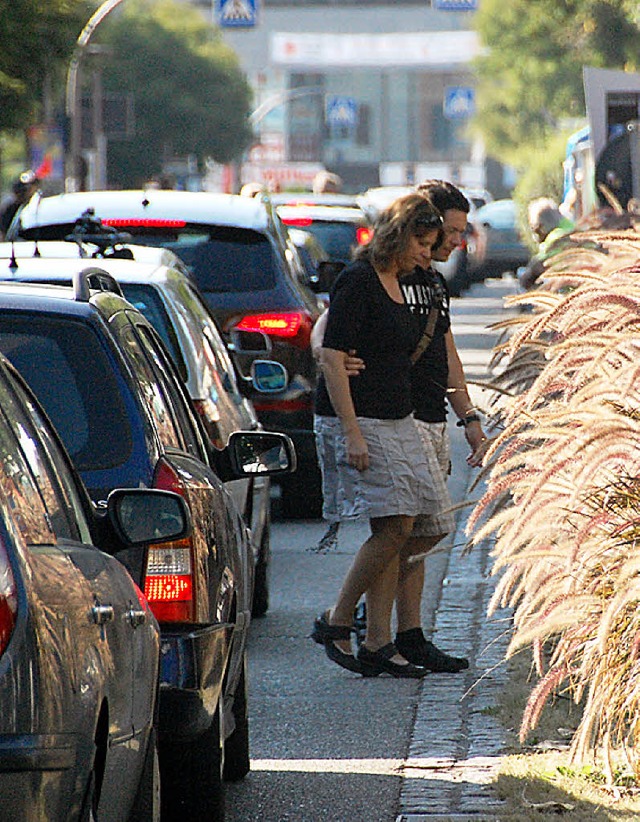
[457,413,481,427]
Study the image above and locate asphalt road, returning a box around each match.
[225,275,517,822]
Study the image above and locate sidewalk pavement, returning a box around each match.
[397,276,517,821]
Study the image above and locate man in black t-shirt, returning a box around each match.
[393,181,488,672]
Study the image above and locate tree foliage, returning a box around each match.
[101,0,253,187]
[473,0,640,168]
[0,0,88,131]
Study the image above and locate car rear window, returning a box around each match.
[297,221,358,263]
[0,316,133,471]
[111,225,278,293]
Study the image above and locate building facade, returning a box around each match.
[201,0,485,192]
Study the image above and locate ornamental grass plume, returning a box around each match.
[467,220,640,780]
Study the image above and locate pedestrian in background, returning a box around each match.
[0,170,38,239]
[518,197,575,291]
[312,193,443,678]
[313,170,343,194]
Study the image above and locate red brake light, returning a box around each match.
[233,312,312,350]
[281,216,313,227]
[147,459,195,622]
[102,218,187,229]
[356,226,373,245]
[143,538,194,622]
[0,537,17,657]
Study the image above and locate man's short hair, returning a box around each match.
[416,179,470,215]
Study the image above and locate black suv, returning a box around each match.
[0,270,294,820]
[13,190,326,518]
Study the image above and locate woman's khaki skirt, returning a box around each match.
[314,414,439,522]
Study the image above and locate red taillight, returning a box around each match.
[233,312,312,350]
[102,218,187,229]
[0,538,17,657]
[143,539,194,622]
[147,459,195,622]
[281,216,313,227]
[356,226,373,245]
[253,397,313,413]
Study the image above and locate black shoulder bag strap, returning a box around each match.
[410,307,439,365]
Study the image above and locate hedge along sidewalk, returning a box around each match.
[396,276,516,821]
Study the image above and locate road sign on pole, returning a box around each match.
[325,96,358,129]
[434,0,478,9]
[215,0,258,28]
[443,86,476,120]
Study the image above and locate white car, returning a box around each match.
[0,241,286,616]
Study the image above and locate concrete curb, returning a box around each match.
[398,279,516,821]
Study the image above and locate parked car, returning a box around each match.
[0,348,195,821]
[269,191,361,208]
[0,239,285,617]
[356,185,414,222]
[276,203,372,267]
[470,198,530,281]
[0,269,295,820]
[12,190,325,519]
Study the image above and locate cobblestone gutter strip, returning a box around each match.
[397,503,512,821]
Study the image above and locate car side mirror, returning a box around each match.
[228,327,272,356]
[211,431,297,481]
[107,489,191,545]
[251,359,288,393]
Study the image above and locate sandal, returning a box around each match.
[357,642,429,679]
[311,611,363,674]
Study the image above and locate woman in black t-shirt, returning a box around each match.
[311,193,443,678]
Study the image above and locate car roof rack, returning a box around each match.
[73,267,124,302]
[66,208,135,260]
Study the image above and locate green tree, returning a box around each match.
[473,0,640,168]
[0,1,88,131]
[100,0,253,187]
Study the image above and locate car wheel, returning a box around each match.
[279,472,323,519]
[251,534,270,618]
[160,705,225,822]
[128,727,160,822]
[223,655,250,782]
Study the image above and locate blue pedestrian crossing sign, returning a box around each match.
[443,86,476,120]
[325,96,358,129]
[215,0,258,28]
[434,0,478,9]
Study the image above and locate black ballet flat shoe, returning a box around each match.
[311,611,363,674]
[310,611,333,645]
[395,628,469,673]
[357,642,429,679]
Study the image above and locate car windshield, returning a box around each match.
[116,225,278,293]
[0,315,133,471]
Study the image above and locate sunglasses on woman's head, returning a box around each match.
[414,214,443,229]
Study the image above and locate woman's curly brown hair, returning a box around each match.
[357,192,442,270]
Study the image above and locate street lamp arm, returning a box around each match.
[65,0,126,117]
[249,86,324,128]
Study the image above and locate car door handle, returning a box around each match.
[126,608,147,628]
[91,604,115,625]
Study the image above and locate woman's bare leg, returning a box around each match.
[329,514,414,652]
